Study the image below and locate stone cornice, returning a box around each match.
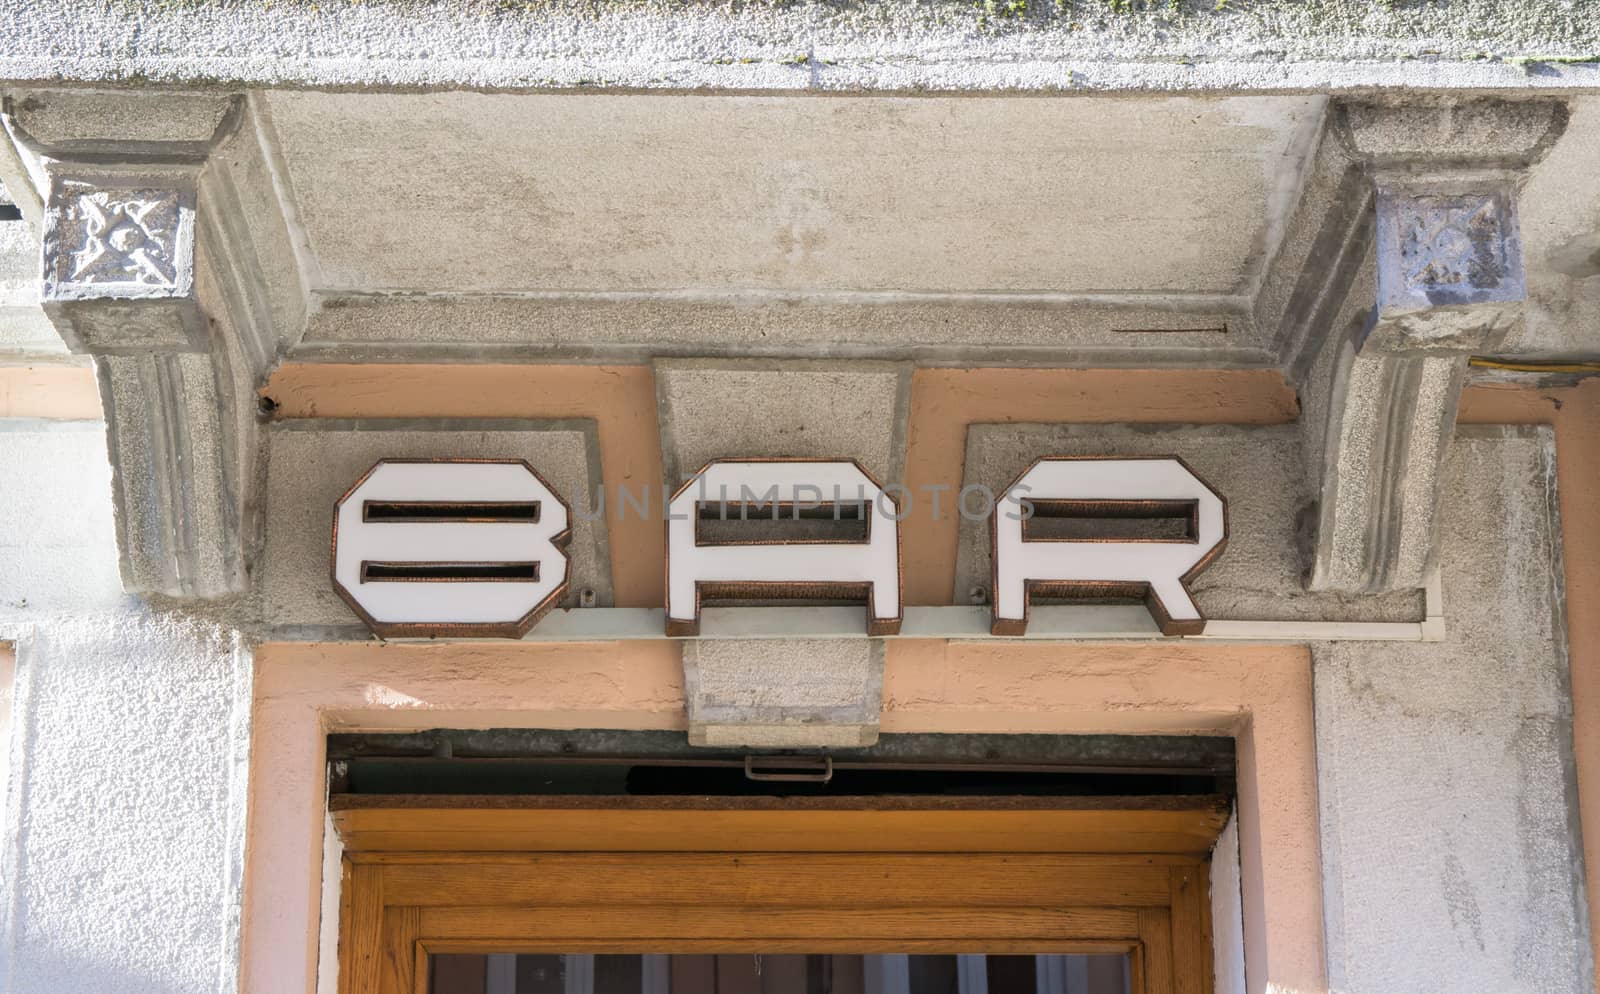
[3,1,1600,92]
[15,90,304,600]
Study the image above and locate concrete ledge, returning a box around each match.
[274,601,1442,644]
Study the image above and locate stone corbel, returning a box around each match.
[39,168,245,598]
[6,89,258,600]
[1307,99,1566,592]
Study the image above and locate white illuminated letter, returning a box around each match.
[992,457,1227,636]
[332,459,571,638]
[666,459,902,636]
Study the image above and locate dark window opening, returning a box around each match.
[328,730,1235,800]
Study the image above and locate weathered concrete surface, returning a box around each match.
[1298,98,1565,595]
[32,158,257,602]
[94,351,244,598]
[1516,95,1600,357]
[263,92,1318,298]
[683,637,883,747]
[656,359,909,485]
[1264,96,1600,370]
[2,1,1599,91]
[6,87,1598,377]
[1338,97,1569,169]
[1307,347,1468,592]
[1315,426,1592,994]
[0,420,249,994]
[6,89,238,152]
[260,419,613,631]
[194,100,314,373]
[3,101,313,607]
[951,422,1425,622]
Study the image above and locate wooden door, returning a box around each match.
[333,798,1221,994]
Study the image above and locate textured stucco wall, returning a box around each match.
[1,0,1598,91]
[0,420,249,994]
[683,638,883,747]
[1316,427,1593,994]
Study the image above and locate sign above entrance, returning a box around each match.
[330,455,1227,640]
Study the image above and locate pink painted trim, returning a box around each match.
[239,638,1324,994]
[240,640,685,994]
[880,640,1325,994]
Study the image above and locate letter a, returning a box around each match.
[666,459,902,636]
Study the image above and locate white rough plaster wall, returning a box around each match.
[0,420,249,994]
[1210,810,1246,994]
[1315,426,1593,994]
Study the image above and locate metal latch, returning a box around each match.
[744,755,834,783]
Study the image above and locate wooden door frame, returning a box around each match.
[334,798,1222,994]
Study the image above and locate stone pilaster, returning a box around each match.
[1306,98,1565,593]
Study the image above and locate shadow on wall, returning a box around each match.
[4,948,219,994]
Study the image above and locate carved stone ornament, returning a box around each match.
[1370,184,1527,356]
[1300,99,1567,594]
[1376,184,1523,310]
[1393,194,1510,299]
[42,183,195,301]
[40,179,206,355]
